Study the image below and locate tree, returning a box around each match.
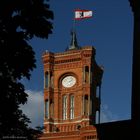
[0,0,53,139]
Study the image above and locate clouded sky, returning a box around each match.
[21,0,133,128]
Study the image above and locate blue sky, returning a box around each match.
[21,0,133,128]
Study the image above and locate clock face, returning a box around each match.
[62,76,76,88]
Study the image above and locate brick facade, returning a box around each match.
[40,46,103,140]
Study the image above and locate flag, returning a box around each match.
[75,10,93,20]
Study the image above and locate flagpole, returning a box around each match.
[72,12,76,46]
[73,12,76,32]
[68,11,78,50]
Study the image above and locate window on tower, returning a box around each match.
[44,71,49,88]
[85,66,89,83]
[96,86,99,98]
[62,95,67,120]
[70,95,74,119]
[96,111,99,124]
[50,99,54,118]
[83,95,89,116]
[45,99,49,118]
[50,71,53,87]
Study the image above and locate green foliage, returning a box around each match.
[0,0,53,139]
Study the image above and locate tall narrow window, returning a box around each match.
[70,95,74,119]
[50,72,53,87]
[45,72,49,88]
[63,95,67,120]
[96,87,99,98]
[85,66,89,83]
[45,99,49,118]
[96,111,100,124]
[50,99,54,118]
[90,97,92,115]
[83,95,88,116]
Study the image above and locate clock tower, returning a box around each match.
[41,31,103,140]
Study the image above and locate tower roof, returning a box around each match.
[67,30,80,51]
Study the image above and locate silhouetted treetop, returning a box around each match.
[0,0,53,39]
[0,0,53,139]
[0,0,53,80]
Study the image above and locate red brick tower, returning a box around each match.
[40,31,103,140]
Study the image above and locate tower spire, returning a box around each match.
[68,29,79,50]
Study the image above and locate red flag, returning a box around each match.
[75,9,93,20]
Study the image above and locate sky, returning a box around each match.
[20,0,133,128]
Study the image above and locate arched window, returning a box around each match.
[62,95,67,120]
[85,66,89,83]
[96,86,99,98]
[50,71,53,87]
[83,95,89,116]
[45,99,49,118]
[44,71,49,88]
[96,110,100,124]
[70,95,74,119]
[50,99,54,118]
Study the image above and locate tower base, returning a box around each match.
[39,125,98,140]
